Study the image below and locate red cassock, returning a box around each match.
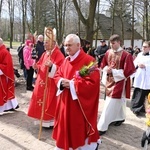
[53,50,100,149]
[101,49,136,99]
[0,45,15,106]
[28,46,64,120]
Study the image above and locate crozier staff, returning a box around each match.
[27,27,65,139]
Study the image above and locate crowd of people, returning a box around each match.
[1,29,150,149]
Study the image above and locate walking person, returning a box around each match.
[27,27,65,128]
[17,43,27,79]
[94,39,109,67]
[131,41,150,116]
[0,38,19,113]
[97,34,135,135]
[82,40,91,53]
[35,34,45,62]
[53,34,101,150]
[32,34,45,83]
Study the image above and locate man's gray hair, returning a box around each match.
[65,34,80,44]
[38,35,43,40]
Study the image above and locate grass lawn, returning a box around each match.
[4,41,21,49]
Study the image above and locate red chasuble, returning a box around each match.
[28,46,64,120]
[101,49,135,99]
[53,50,100,149]
[0,45,15,106]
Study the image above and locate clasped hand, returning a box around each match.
[138,64,145,68]
[61,79,70,89]
[107,67,112,74]
[45,60,53,67]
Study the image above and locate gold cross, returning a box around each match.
[37,99,43,106]
[40,80,45,87]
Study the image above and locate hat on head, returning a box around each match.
[25,40,33,46]
[85,40,90,45]
[44,27,56,42]
[100,39,106,42]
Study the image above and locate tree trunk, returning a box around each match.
[0,0,3,36]
[54,0,67,45]
[145,0,149,40]
[120,16,124,45]
[131,0,135,48]
[8,0,15,48]
[142,15,145,41]
[111,0,116,35]
[10,21,13,48]
[30,0,35,33]
[0,0,3,21]
[22,0,27,43]
[95,0,100,48]
[54,0,58,42]
[72,0,98,46]
[58,0,63,45]
[35,0,40,34]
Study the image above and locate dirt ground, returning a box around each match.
[0,49,147,150]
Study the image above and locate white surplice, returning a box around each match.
[98,67,126,131]
[133,52,150,89]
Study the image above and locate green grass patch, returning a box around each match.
[4,41,21,49]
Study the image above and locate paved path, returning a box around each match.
[0,49,147,150]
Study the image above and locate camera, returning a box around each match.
[31,48,37,59]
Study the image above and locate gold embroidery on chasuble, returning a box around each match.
[40,80,45,87]
[36,80,46,106]
[108,50,122,69]
[106,50,123,96]
[37,99,43,106]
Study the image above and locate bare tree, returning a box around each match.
[131,0,135,48]
[22,0,27,43]
[77,0,81,37]
[107,0,136,45]
[8,0,15,48]
[53,0,67,45]
[26,0,56,36]
[0,0,3,36]
[27,0,36,33]
[72,0,98,45]
[0,0,3,21]
[0,0,148,46]
[94,0,100,48]
[144,0,149,40]
[111,0,117,35]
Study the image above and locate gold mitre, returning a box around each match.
[44,27,56,42]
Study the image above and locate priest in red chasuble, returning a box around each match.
[97,34,135,135]
[52,34,101,150]
[0,38,19,113]
[27,28,65,127]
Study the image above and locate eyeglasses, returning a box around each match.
[64,44,73,47]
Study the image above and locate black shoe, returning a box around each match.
[4,108,15,112]
[15,105,19,109]
[114,120,125,126]
[133,111,140,116]
[99,130,106,136]
[95,143,99,150]
[43,126,54,130]
[4,105,19,112]
[141,109,145,113]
